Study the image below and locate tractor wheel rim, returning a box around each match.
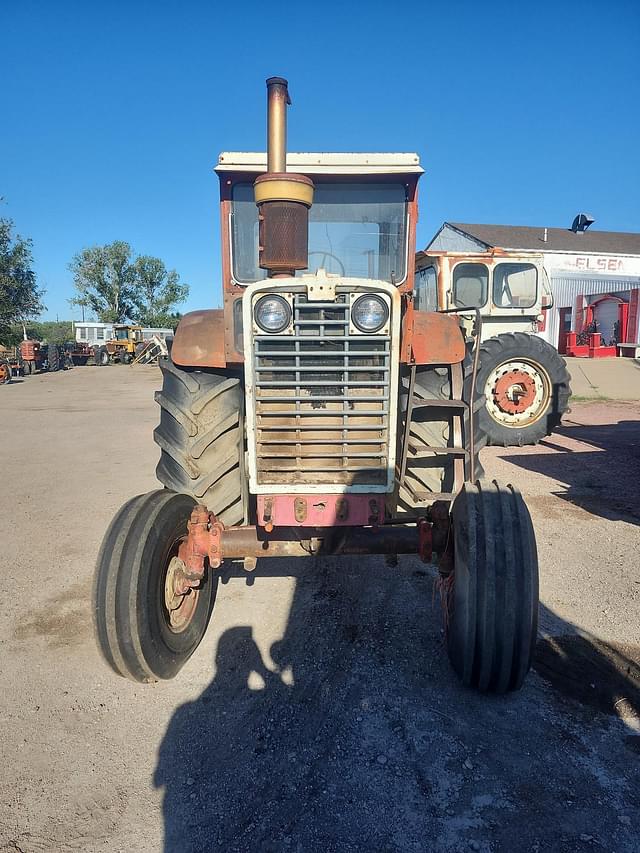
[163,550,200,634]
[485,359,551,427]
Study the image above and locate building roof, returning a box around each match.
[438,222,640,255]
[215,152,423,175]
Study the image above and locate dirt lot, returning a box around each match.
[1,366,639,853]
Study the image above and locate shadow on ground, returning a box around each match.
[498,413,640,525]
[154,558,639,853]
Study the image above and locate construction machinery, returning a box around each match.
[415,251,571,446]
[97,324,145,364]
[94,78,539,693]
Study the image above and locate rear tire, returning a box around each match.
[397,357,486,513]
[446,480,538,693]
[121,351,132,364]
[154,358,246,526]
[96,346,109,366]
[473,333,570,446]
[47,344,60,372]
[93,490,217,682]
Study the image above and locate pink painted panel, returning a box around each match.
[257,494,385,528]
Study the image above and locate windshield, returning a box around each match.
[231,182,408,284]
[115,329,128,340]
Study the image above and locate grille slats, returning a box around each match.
[253,292,391,487]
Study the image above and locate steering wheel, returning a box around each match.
[308,251,346,277]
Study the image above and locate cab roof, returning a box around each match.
[215,152,423,176]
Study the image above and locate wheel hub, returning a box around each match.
[493,370,537,414]
[485,359,550,427]
[164,555,199,632]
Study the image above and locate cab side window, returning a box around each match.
[415,266,438,312]
[452,263,488,308]
[493,263,537,308]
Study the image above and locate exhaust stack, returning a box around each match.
[254,77,314,276]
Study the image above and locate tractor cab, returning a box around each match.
[214,152,423,366]
[112,325,143,343]
[414,250,553,340]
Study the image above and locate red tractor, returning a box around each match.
[94,78,539,693]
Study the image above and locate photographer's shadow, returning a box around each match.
[154,626,291,853]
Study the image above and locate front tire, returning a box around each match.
[473,333,570,446]
[93,490,217,682]
[446,480,538,693]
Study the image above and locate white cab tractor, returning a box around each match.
[415,250,571,446]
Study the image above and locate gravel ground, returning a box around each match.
[0,367,638,853]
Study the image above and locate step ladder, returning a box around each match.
[396,364,476,505]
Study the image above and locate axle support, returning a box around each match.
[170,502,449,596]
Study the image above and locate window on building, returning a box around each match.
[88,327,96,340]
[493,263,537,309]
[415,266,438,312]
[77,326,87,339]
[452,263,488,309]
[96,327,104,339]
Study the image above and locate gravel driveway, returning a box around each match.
[0,368,638,853]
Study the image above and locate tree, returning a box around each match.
[0,218,44,344]
[5,321,74,346]
[69,241,136,323]
[132,256,189,328]
[68,242,188,327]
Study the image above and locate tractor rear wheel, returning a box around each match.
[154,358,246,526]
[446,480,538,693]
[93,490,217,681]
[472,333,570,446]
[47,344,60,372]
[397,359,486,513]
[94,346,109,366]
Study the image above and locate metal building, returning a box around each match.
[427,221,640,353]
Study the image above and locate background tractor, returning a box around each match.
[94,78,539,694]
[97,324,145,365]
[415,251,571,446]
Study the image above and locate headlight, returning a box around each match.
[351,295,389,333]
[254,295,291,334]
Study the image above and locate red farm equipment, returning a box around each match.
[94,78,539,693]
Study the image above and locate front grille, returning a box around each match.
[252,292,392,487]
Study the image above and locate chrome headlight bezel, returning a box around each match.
[350,294,390,334]
[254,294,292,334]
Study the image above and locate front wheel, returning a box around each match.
[446,480,538,693]
[93,490,217,682]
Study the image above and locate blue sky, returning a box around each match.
[2,0,639,321]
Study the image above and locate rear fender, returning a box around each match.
[171,310,227,369]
